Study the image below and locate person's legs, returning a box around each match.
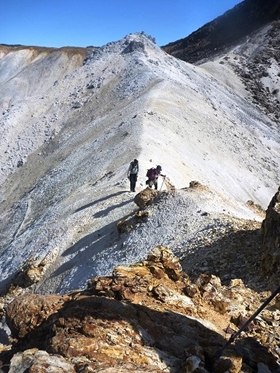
[130,174,137,192]
[129,175,133,191]
[131,174,137,192]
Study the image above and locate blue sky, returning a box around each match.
[1,0,242,48]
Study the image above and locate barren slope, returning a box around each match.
[0,33,279,296]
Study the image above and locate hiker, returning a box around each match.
[146,165,165,190]
[127,159,139,192]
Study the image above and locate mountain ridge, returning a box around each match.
[0,30,279,294]
[0,8,280,372]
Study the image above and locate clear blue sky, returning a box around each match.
[1,0,242,48]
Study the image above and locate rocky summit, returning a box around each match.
[0,2,280,372]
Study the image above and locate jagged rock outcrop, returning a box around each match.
[2,247,280,372]
[261,186,280,276]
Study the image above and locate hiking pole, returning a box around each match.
[214,283,280,359]
[159,176,166,191]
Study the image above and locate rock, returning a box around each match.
[72,102,82,108]
[5,293,69,339]
[257,362,272,373]
[260,187,280,275]
[122,40,145,53]
[2,248,228,372]
[133,187,158,209]
[8,259,49,292]
[212,353,242,373]
[8,348,75,373]
[2,247,280,372]
[181,355,201,373]
[235,337,279,372]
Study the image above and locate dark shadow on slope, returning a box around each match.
[179,226,274,293]
[43,211,136,290]
[73,191,128,213]
[93,199,131,218]
[2,296,279,373]
[62,209,134,258]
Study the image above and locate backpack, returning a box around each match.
[146,168,156,180]
[130,162,138,174]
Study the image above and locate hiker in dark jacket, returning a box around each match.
[146,165,165,190]
[127,159,139,192]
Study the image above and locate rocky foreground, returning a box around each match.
[0,187,279,373]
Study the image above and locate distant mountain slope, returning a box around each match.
[162,0,280,64]
[162,0,280,124]
[193,20,280,125]
[0,45,93,113]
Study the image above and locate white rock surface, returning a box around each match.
[0,32,279,295]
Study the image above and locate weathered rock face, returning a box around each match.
[261,187,280,276]
[2,247,280,373]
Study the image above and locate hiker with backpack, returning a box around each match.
[127,159,139,192]
[146,165,165,190]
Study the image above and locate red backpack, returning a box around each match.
[146,168,156,180]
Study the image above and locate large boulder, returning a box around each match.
[133,187,158,209]
[260,187,280,275]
